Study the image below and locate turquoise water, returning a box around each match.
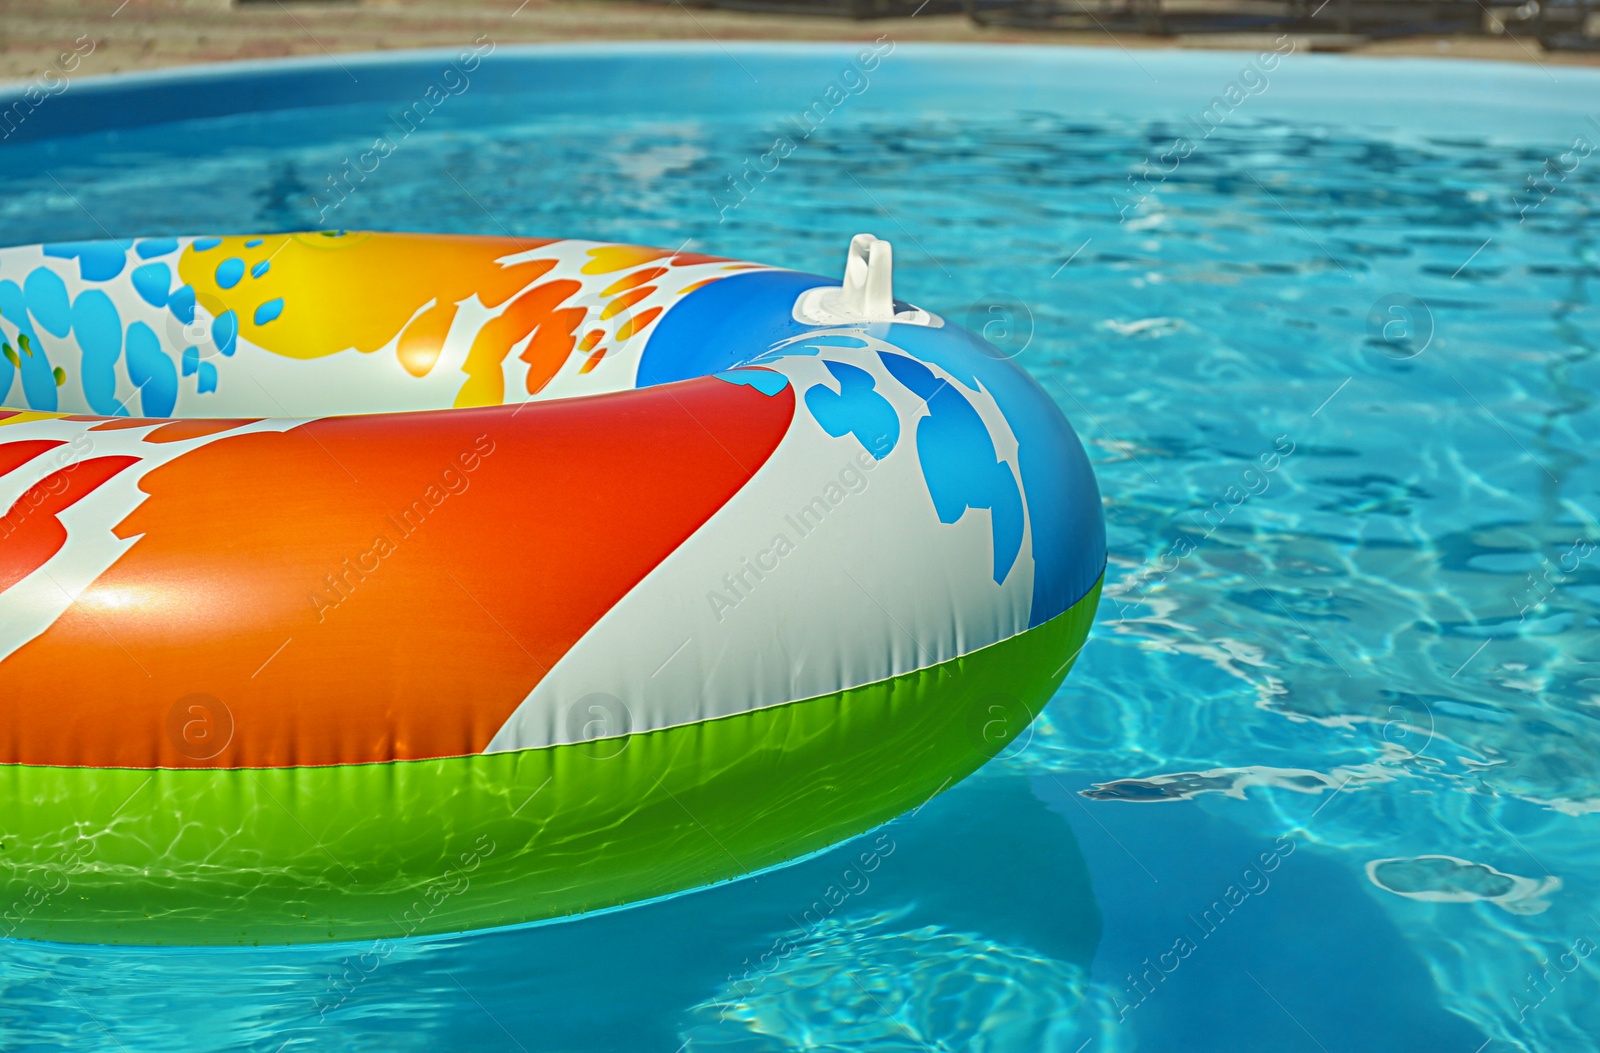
[2,45,1599,1052]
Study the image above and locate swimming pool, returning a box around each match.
[2,41,1598,1053]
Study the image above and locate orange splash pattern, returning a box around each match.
[600,286,654,321]
[615,308,662,343]
[581,244,675,275]
[177,232,560,364]
[172,233,743,410]
[600,267,668,298]
[458,279,585,406]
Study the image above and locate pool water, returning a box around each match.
[2,44,1599,1053]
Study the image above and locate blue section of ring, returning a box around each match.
[640,270,1106,627]
[636,270,829,388]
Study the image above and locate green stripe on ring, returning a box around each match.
[0,577,1100,946]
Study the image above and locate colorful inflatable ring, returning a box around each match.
[0,231,1104,945]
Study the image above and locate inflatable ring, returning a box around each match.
[0,231,1104,945]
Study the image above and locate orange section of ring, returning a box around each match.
[0,375,793,770]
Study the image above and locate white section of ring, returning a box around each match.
[485,345,1035,752]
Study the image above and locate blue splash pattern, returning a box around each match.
[878,351,1025,584]
[70,290,128,416]
[0,241,225,413]
[125,321,177,417]
[131,263,172,308]
[135,238,179,259]
[711,367,788,397]
[253,297,284,326]
[215,257,245,290]
[885,321,1103,625]
[22,267,72,337]
[803,360,899,460]
[2,274,65,410]
[213,309,238,356]
[43,240,128,282]
[167,284,196,325]
[0,281,44,409]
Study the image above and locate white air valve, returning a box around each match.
[792,233,941,327]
